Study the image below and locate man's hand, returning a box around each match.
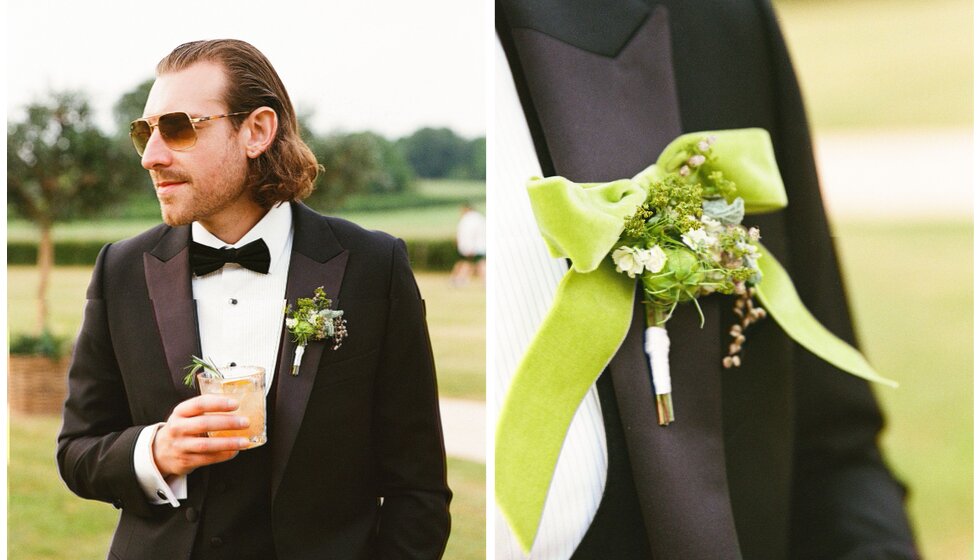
[152,395,252,477]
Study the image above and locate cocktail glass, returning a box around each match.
[197,366,267,449]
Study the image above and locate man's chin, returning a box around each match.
[160,206,194,227]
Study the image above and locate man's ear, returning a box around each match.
[243,107,278,158]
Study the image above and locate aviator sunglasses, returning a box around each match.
[129,111,251,156]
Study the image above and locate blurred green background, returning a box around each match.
[775,0,973,558]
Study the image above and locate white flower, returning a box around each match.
[678,165,691,177]
[612,246,646,278]
[697,140,711,152]
[613,245,669,278]
[285,318,298,328]
[639,245,668,274]
[682,228,711,250]
[748,227,760,241]
[700,215,723,234]
[687,154,706,167]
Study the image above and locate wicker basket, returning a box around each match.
[8,355,70,415]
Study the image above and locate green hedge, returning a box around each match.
[8,239,459,272]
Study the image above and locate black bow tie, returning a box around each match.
[190,239,271,276]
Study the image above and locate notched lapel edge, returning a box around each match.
[143,226,199,401]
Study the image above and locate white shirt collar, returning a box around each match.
[191,202,293,266]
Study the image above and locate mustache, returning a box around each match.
[151,172,191,185]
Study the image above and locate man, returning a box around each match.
[57,39,451,560]
[450,202,486,285]
[493,1,918,559]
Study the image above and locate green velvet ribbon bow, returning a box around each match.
[496,128,897,552]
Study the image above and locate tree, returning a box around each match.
[304,132,387,211]
[462,136,486,180]
[398,127,469,178]
[350,131,415,194]
[7,92,133,333]
[111,79,157,218]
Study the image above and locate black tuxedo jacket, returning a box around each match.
[498,1,918,558]
[57,202,451,559]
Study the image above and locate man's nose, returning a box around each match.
[141,129,173,170]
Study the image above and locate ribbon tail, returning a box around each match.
[496,262,635,552]
[754,244,898,388]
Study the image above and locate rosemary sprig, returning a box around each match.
[182,355,223,388]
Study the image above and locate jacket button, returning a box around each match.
[210,537,224,548]
[185,507,199,522]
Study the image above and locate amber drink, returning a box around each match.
[197,366,267,448]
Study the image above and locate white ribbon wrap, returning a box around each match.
[644,326,671,395]
[291,343,307,376]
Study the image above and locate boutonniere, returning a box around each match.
[496,129,898,552]
[284,286,347,376]
[612,134,767,424]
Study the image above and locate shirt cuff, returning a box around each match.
[134,423,187,507]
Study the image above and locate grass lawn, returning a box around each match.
[8,268,484,401]
[832,218,972,559]
[7,414,485,560]
[774,0,972,130]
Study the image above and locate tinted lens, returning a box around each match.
[129,120,151,156]
[157,112,197,151]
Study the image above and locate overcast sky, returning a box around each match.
[6,0,486,139]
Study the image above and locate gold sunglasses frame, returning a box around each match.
[129,110,252,156]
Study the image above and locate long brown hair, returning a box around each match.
[157,39,319,207]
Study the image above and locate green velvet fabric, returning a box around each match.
[495,128,892,552]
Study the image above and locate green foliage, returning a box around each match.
[397,127,486,180]
[9,331,68,359]
[7,92,135,226]
[7,240,105,265]
[112,78,154,137]
[7,238,457,271]
[306,132,395,210]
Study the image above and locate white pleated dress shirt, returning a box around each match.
[492,38,608,560]
[134,202,293,506]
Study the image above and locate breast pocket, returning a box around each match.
[315,299,388,385]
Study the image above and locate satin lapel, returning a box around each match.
[507,5,683,182]
[609,295,741,558]
[143,226,200,401]
[504,5,741,556]
[271,203,348,501]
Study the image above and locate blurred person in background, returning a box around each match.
[452,202,487,285]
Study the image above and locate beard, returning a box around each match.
[155,151,251,227]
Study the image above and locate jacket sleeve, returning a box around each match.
[372,239,452,559]
[56,243,156,519]
[754,2,919,557]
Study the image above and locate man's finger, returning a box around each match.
[171,395,241,418]
[176,436,253,455]
[172,414,251,437]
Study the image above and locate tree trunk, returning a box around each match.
[37,222,53,334]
